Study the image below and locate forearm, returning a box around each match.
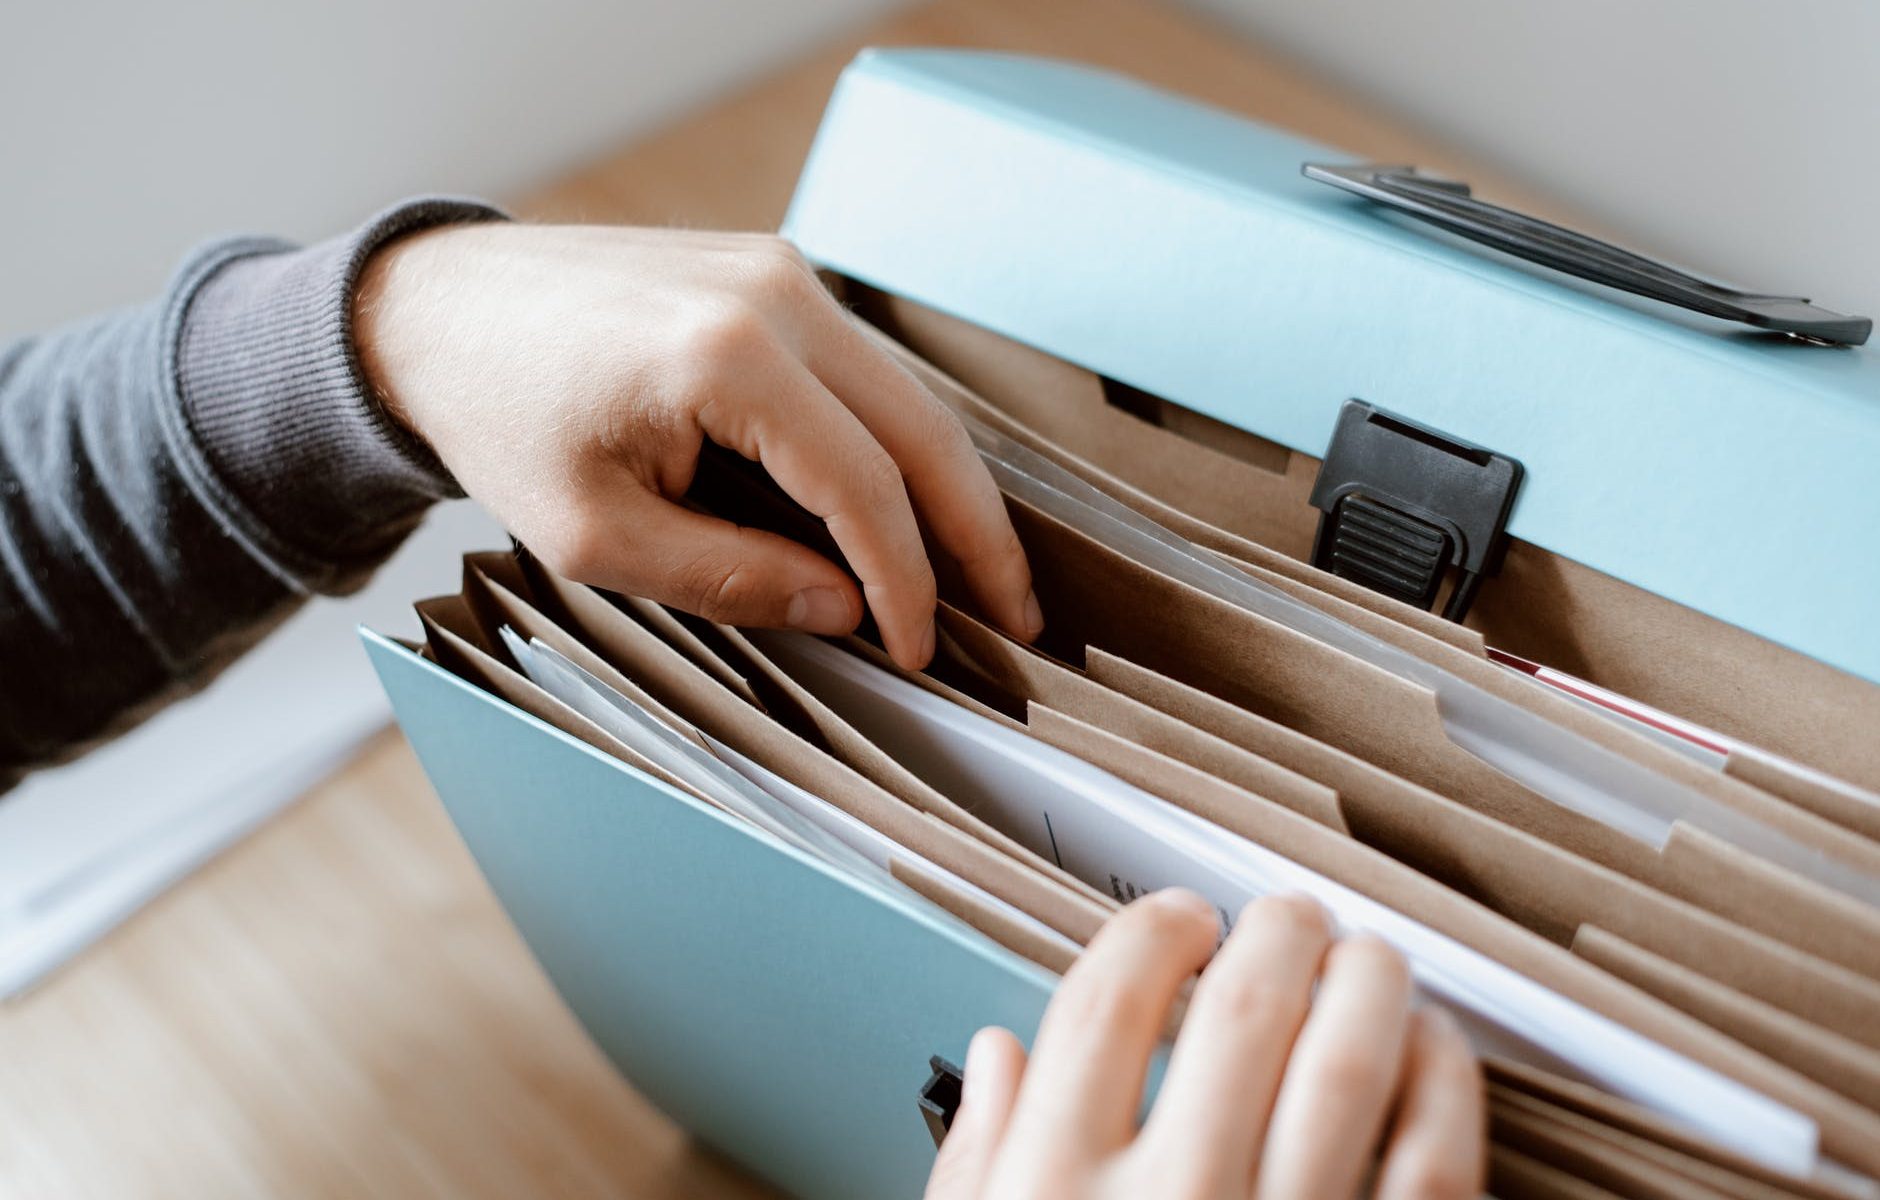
[0,197,502,788]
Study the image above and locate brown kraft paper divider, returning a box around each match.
[854,309,1486,659]
[1083,648,1880,1049]
[1000,497,1610,853]
[1482,538,1880,796]
[513,549,767,706]
[854,287,1319,560]
[666,605,797,692]
[929,588,1880,1040]
[699,621,864,723]
[494,561,1117,941]
[515,551,856,760]
[999,490,1880,970]
[918,363,1880,925]
[1571,927,1880,1111]
[697,619,1113,914]
[933,604,1349,833]
[871,312,1880,927]
[1655,827,1880,980]
[837,632,1025,728]
[1725,750,1880,845]
[610,592,767,710]
[1488,1087,1816,1200]
[1490,1102,1736,1200]
[1485,1060,1872,1200]
[1492,1145,1631,1200]
[515,555,828,755]
[1205,559,1880,910]
[886,858,1081,978]
[744,625,1012,787]
[852,288,1880,793]
[1013,706,1880,1173]
[462,559,713,751]
[417,591,500,660]
[462,550,535,610]
[414,597,706,805]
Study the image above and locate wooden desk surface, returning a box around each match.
[0,2,1553,1196]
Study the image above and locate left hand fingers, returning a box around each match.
[924,1027,1028,1200]
[1373,1008,1486,1200]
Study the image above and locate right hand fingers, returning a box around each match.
[1134,894,1333,1194]
[996,889,1219,1169]
[1373,1008,1485,1200]
[1254,932,1417,1200]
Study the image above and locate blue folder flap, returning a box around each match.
[783,49,1880,686]
[363,629,1064,1198]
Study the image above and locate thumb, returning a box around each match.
[542,488,863,634]
[925,1028,1027,1200]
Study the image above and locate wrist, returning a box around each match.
[170,197,506,589]
[352,222,455,446]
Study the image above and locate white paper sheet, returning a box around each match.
[701,734,1078,957]
[505,632,1076,959]
[749,628,1821,1176]
[502,631,873,874]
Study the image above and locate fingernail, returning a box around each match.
[962,1028,1001,1105]
[1150,887,1217,921]
[786,587,852,634]
[1021,590,1044,640]
[1424,1005,1460,1037]
[918,618,937,666]
[1282,891,1330,923]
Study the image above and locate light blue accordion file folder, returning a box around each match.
[367,49,1880,1199]
[363,627,1061,1198]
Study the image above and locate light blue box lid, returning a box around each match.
[782,49,1880,687]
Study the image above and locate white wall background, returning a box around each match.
[4,0,1873,338]
[0,0,911,339]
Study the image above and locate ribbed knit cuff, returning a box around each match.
[168,196,507,591]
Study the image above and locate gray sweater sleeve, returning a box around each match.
[0,197,506,790]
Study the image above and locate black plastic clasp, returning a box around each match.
[919,1056,964,1149]
[1308,401,1523,622]
[1303,162,1872,347]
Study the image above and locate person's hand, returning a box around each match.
[352,223,1042,669]
[927,891,1485,1200]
